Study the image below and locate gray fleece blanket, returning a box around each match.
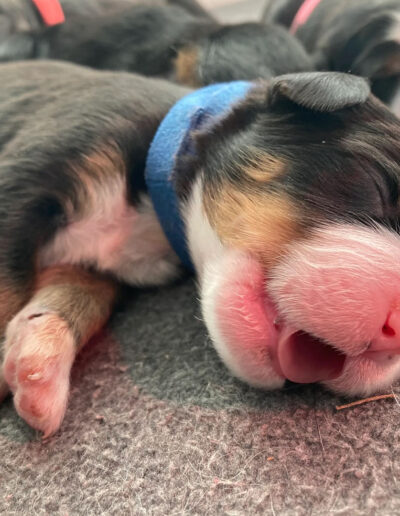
[1,278,400,515]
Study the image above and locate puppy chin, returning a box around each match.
[324,354,400,397]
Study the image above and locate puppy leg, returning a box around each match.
[3,265,118,437]
[0,280,34,402]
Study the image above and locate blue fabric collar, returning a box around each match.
[145,81,253,271]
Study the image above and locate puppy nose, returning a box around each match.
[369,310,400,353]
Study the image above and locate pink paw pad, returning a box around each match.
[3,309,75,437]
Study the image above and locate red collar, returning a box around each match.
[290,0,321,34]
[31,0,65,26]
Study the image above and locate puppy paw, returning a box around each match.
[3,308,75,437]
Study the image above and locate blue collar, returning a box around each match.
[145,81,253,271]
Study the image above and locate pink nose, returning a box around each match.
[369,310,400,353]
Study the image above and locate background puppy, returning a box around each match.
[0,0,314,84]
[263,0,400,113]
[1,62,400,436]
[0,0,138,58]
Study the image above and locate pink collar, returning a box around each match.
[31,0,65,26]
[290,0,321,34]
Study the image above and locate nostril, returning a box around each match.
[381,310,400,338]
[369,310,400,353]
[382,323,396,337]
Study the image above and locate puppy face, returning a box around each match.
[182,72,400,396]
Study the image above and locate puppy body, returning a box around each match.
[0,0,314,85]
[0,60,189,288]
[0,0,142,59]
[263,0,400,111]
[0,60,193,434]
[3,62,400,435]
[174,22,313,86]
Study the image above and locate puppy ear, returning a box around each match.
[269,72,370,112]
[353,40,400,79]
[330,12,400,80]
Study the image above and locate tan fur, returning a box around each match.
[0,146,124,401]
[204,184,302,266]
[2,265,118,435]
[384,53,400,75]
[71,145,127,217]
[0,282,30,332]
[174,46,201,87]
[243,151,286,183]
[34,265,118,349]
[81,144,126,181]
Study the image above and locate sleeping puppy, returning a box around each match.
[0,0,136,49]
[0,0,314,84]
[263,0,400,113]
[1,61,400,436]
[0,0,212,61]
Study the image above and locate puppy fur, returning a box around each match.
[3,60,400,435]
[0,0,314,85]
[263,0,400,110]
[0,61,190,434]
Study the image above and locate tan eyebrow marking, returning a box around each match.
[203,183,303,266]
[243,151,286,183]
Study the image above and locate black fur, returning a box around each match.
[2,62,400,292]
[176,72,400,233]
[193,22,313,84]
[39,4,214,77]
[269,72,370,112]
[0,0,213,64]
[0,0,314,84]
[263,0,303,27]
[0,61,188,288]
[263,0,400,108]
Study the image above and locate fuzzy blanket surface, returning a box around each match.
[1,1,400,515]
[1,278,400,515]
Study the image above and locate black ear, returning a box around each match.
[269,72,370,112]
[327,12,400,80]
[352,40,400,79]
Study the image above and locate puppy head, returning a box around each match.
[185,72,388,265]
[174,22,314,87]
[182,72,400,396]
